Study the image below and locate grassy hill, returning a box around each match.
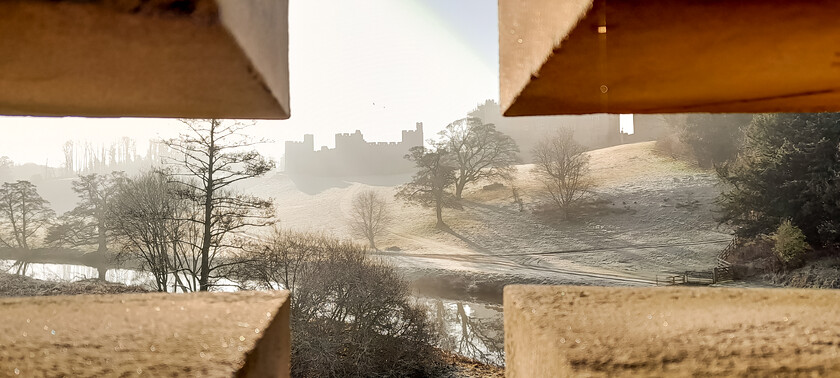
[245,141,732,284]
[22,141,731,285]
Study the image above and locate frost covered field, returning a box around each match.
[249,142,731,287]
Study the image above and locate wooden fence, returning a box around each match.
[656,237,739,286]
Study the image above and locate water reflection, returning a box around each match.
[418,297,505,366]
[1,260,241,292]
[3,260,507,366]
[1,260,150,285]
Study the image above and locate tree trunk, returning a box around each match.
[199,123,216,292]
[435,201,444,228]
[96,211,108,281]
[199,190,212,291]
[455,178,466,199]
[199,207,212,290]
[368,237,377,251]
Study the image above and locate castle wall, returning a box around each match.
[283,123,423,176]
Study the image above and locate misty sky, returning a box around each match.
[0,0,499,167]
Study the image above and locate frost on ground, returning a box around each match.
[0,272,148,297]
[246,142,733,288]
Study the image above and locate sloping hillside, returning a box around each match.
[244,141,732,284]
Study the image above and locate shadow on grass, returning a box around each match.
[533,197,635,226]
[287,173,413,195]
[436,223,493,255]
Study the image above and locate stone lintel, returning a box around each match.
[500,0,840,115]
[0,0,290,119]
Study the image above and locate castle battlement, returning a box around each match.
[285,134,314,145]
[336,130,363,137]
[283,123,424,176]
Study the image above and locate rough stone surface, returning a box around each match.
[0,0,289,119]
[0,291,290,377]
[500,0,840,115]
[505,285,840,377]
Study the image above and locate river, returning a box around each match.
[1,260,506,366]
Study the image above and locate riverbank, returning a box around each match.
[0,272,148,297]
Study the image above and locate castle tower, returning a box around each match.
[402,122,423,147]
[283,134,314,173]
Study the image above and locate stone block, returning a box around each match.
[0,0,289,119]
[0,290,290,377]
[504,285,840,377]
[500,0,840,115]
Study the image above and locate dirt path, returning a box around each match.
[380,210,658,286]
[375,250,655,286]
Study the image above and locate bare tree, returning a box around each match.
[163,119,275,291]
[532,129,592,213]
[47,172,125,280]
[108,171,184,291]
[348,189,390,250]
[439,117,519,199]
[397,145,458,228]
[0,181,54,275]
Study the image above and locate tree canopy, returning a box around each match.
[439,117,519,199]
[0,181,54,274]
[718,113,840,246]
[47,173,125,252]
[397,145,458,228]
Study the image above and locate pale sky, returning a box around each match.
[0,0,499,167]
[620,114,635,134]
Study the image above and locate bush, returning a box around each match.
[679,113,752,168]
[773,220,810,270]
[235,229,441,377]
[724,236,777,276]
[654,132,692,161]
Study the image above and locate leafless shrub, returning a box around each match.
[726,236,780,276]
[654,132,693,160]
[235,229,441,377]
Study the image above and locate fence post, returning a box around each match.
[713,268,717,284]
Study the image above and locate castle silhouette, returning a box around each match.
[284,123,424,176]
